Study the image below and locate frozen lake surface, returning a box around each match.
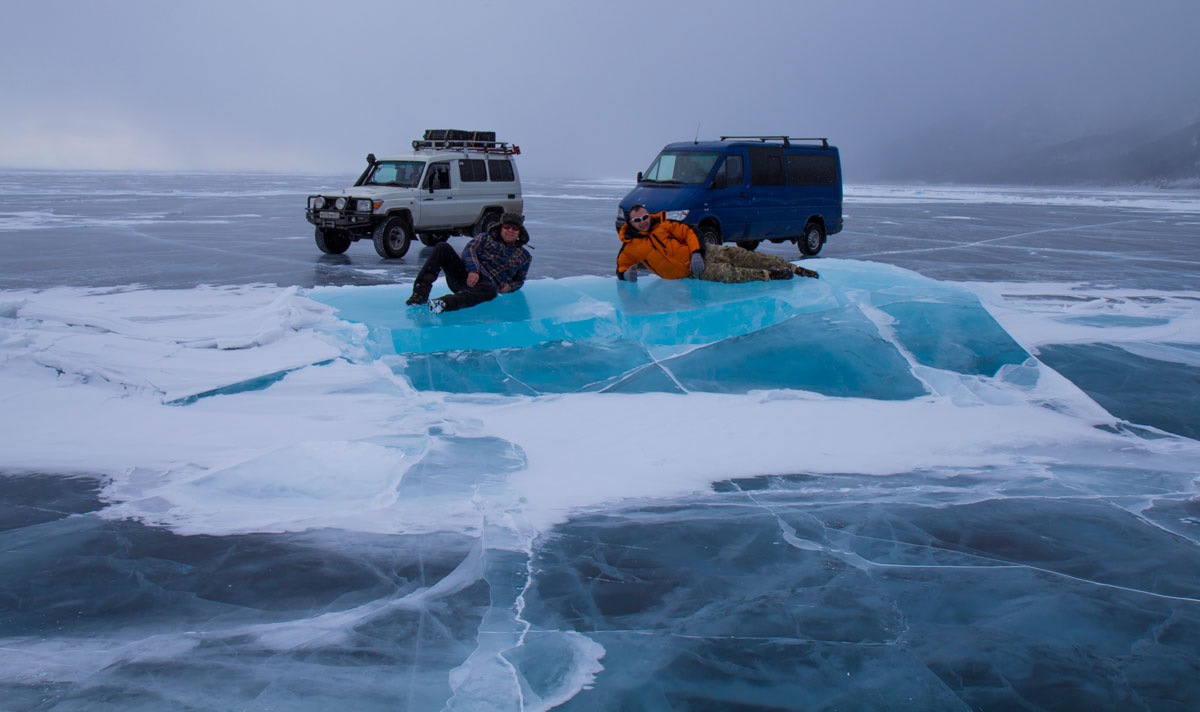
[1,172,1199,710]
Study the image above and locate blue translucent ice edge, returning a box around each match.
[310,259,1030,398]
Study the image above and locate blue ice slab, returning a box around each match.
[311,273,838,354]
[880,301,1028,376]
[1037,342,1200,440]
[405,338,662,395]
[821,259,1030,376]
[309,260,1030,397]
[656,307,928,399]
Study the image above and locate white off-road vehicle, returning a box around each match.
[305,130,523,258]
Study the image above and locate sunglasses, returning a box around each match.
[630,215,650,223]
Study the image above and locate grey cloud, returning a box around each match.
[2,0,1198,182]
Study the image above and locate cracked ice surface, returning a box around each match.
[311,259,1031,398]
[2,259,1200,710]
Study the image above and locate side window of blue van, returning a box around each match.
[786,154,839,186]
[725,155,744,185]
[712,155,744,189]
[748,146,785,186]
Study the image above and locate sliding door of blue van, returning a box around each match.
[746,146,791,239]
[700,151,751,240]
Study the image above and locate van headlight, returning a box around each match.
[666,210,689,221]
[616,207,626,221]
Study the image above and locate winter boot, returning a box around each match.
[406,278,433,305]
[767,267,794,280]
[793,265,820,279]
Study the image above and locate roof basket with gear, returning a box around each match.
[412,129,521,155]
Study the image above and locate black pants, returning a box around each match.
[417,242,499,312]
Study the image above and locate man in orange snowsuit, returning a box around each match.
[616,204,818,283]
[616,205,704,281]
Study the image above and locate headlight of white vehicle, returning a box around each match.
[334,197,347,210]
[666,210,689,221]
[355,199,372,212]
[309,196,324,210]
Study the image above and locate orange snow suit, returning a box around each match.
[616,212,702,280]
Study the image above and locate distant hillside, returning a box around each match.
[866,110,1200,187]
[985,116,1200,186]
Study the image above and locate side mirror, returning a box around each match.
[636,171,643,183]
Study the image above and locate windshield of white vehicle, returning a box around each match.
[365,161,425,187]
[641,151,720,184]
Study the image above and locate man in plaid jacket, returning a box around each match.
[406,212,532,313]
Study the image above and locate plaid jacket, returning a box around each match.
[463,226,531,293]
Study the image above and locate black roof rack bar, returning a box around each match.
[719,135,829,148]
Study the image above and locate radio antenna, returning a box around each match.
[694,122,701,144]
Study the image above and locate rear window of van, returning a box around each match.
[786,154,839,185]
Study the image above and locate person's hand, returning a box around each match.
[689,253,704,277]
[466,272,480,287]
[623,266,638,282]
[498,283,510,293]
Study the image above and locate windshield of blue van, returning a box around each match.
[641,151,720,185]
[365,161,425,188]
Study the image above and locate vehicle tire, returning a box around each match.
[696,224,722,249]
[373,215,412,258]
[476,210,501,236]
[314,227,350,254]
[799,222,825,256]
[418,233,443,247]
[736,240,760,251]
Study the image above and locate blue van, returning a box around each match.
[616,136,843,255]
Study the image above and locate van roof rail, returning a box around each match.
[719,135,829,148]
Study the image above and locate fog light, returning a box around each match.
[334,197,347,210]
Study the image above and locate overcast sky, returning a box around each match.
[2,0,1198,180]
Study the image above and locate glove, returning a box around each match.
[689,253,705,277]
[623,266,638,282]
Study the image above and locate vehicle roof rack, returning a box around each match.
[411,140,521,154]
[719,135,829,148]
[412,129,521,155]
